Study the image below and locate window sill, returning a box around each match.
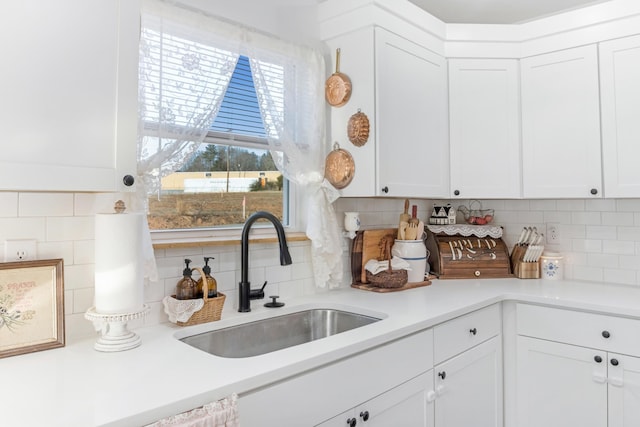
[152,231,308,249]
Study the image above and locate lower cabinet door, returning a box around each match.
[516,336,607,427]
[609,353,640,427]
[317,371,435,427]
[434,336,502,427]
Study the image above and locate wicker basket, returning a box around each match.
[176,268,226,326]
[366,268,408,288]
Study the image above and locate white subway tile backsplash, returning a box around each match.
[586,199,617,212]
[46,216,93,241]
[572,239,602,253]
[571,211,602,225]
[617,227,640,241]
[0,217,46,241]
[603,268,637,286]
[602,239,635,255]
[588,253,620,268]
[0,193,18,217]
[64,264,95,292]
[19,193,74,217]
[557,199,586,211]
[74,192,132,216]
[584,225,615,240]
[602,212,634,226]
[617,199,640,212]
[38,241,74,264]
[72,240,94,265]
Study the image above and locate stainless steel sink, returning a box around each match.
[180,308,382,358]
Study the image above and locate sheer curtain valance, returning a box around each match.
[138,0,343,289]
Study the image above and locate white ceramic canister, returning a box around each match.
[392,239,428,283]
[540,252,563,280]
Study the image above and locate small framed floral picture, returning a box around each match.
[0,259,64,358]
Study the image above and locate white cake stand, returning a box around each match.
[84,305,150,352]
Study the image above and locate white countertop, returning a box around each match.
[4,277,640,427]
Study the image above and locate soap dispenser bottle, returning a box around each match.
[176,258,197,300]
[197,257,218,298]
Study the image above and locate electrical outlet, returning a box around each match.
[4,239,37,262]
[546,224,560,243]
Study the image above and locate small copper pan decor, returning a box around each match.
[324,142,355,189]
[325,48,352,107]
[347,109,370,147]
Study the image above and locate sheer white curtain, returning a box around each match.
[249,49,344,289]
[138,0,344,288]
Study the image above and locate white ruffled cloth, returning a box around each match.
[364,256,411,275]
[162,296,204,323]
[145,394,239,427]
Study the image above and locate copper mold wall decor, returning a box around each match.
[347,109,370,147]
[325,48,352,107]
[324,142,355,189]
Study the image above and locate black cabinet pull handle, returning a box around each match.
[454,190,460,196]
[438,371,446,380]
[347,417,357,427]
[360,411,369,421]
[594,355,603,363]
[611,358,619,366]
[381,186,389,194]
[469,328,477,335]
[591,188,598,195]
[602,330,611,339]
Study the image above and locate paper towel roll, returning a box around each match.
[94,212,144,314]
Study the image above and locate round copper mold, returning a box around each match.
[324,142,355,190]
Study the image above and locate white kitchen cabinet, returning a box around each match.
[0,0,139,192]
[317,371,435,427]
[516,336,607,427]
[516,304,640,427]
[324,27,449,198]
[600,34,640,197]
[520,45,602,198]
[432,305,503,427]
[239,329,433,426]
[448,59,521,199]
[375,28,449,198]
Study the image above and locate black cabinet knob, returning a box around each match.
[611,358,619,366]
[360,411,369,421]
[381,186,389,194]
[122,175,135,187]
[438,371,446,380]
[594,355,603,363]
[591,188,598,195]
[347,417,357,427]
[602,330,611,339]
[469,328,477,335]
[454,190,460,196]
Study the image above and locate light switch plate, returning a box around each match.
[4,239,37,262]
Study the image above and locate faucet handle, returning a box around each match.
[249,281,267,300]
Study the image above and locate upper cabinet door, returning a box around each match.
[375,28,449,198]
[600,35,640,198]
[521,45,602,198]
[0,0,139,192]
[448,59,521,199]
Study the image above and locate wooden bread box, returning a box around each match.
[425,225,512,279]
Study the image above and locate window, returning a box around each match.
[139,20,288,233]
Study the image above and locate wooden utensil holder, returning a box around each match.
[510,245,540,279]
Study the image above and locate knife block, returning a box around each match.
[510,245,540,279]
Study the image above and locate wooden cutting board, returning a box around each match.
[360,228,397,284]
